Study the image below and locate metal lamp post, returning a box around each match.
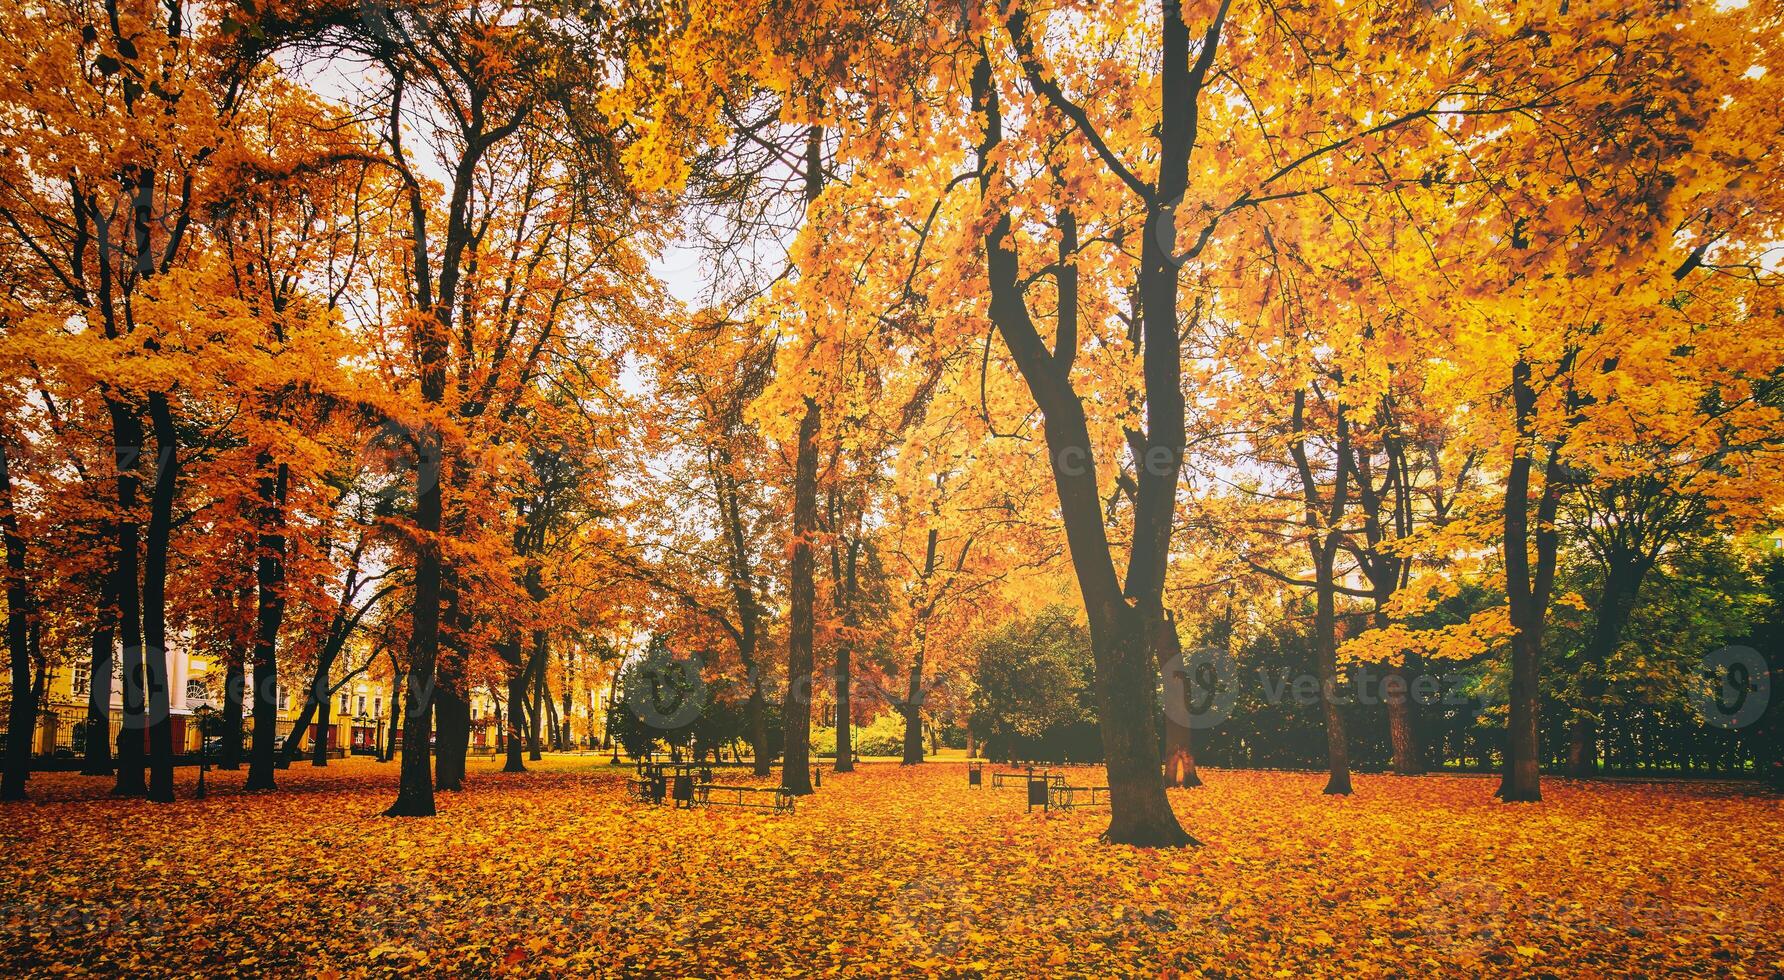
[606,698,621,766]
[191,703,217,800]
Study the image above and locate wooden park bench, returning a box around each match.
[1046,783,1111,811]
[1018,773,1109,812]
[695,783,795,814]
[993,767,1065,789]
[627,771,667,805]
[629,764,712,808]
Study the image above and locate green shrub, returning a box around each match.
[852,713,907,756]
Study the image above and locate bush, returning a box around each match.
[969,606,1098,762]
[852,713,907,756]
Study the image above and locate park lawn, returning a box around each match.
[1,759,1779,978]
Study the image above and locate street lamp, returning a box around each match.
[191,703,217,800]
[606,701,621,766]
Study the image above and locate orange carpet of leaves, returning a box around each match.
[2,758,1779,977]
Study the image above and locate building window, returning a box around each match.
[374,696,383,718]
[277,686,289,711]
[186,679,207,703]
[357,694,366,715]
[339,693,349,715]
[72,667,90,698]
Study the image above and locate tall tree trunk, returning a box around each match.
[312,690,332,766]
[1097,604,1192,843]
[434,663,468,790]
[382,666,403,764]
[546,690,563,752]
[1566,563,1643,777]
[1157,614,1200,789]
[781,395,821,796]
[108,401,147,798]
[434,558,473,789]
[1283,383,1354,796]
[831,524,860,773]
[246,460,287,791]
[1759,648,1783,791]
[527,635,547,762]
[834,643,852,772]
[972,37,1197,846]
[900,653,925,766]
[559,672,574,750]
[1503,629,1543,800]
[901,528,939,767]
[281,668,327,767]
[81,573,116,776]
[1499,357,1563,803]
[779,121,827,798]
[1384,657,1424,776]
[387,419,443,815]
[1312,572,1352,795]
[1,438,36,800]
[504,653,528,772]
[141,393,179,802]
[218,589,248,771]
[747,683,770,776]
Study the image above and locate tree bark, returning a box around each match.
[901,528,940,767]
[81,574,116,776]
[141,393,179,802]
[218,590,247,771]
[1312,580,1352,795]
[1156,615,1201,789]
[970,44,1194,846]
[246,460,288,791]
[386,328,445,814]
[747,684,770,776]
[1566,563,1643,777]
[559,670,574,750]
[108,401,147,798]
[712,445,772,775]
[503,655,528,772]
[1499,357,1563,803]
[387,420,443,817]
[900,656,925,766]
[527,633,547,762]
[434,661,468,790]
[834,644,852,772]
[1,437,36,800]
[312,690,332,766]
[780,121,826,799]
[1282,386,1353,795]
[382,665,403,763]
[1384,660,1424,775]
[1099,605,1194,843]
[832,527,859,773]
[781,395,821,797]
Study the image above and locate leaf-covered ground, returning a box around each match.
[2,758,1778,977]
